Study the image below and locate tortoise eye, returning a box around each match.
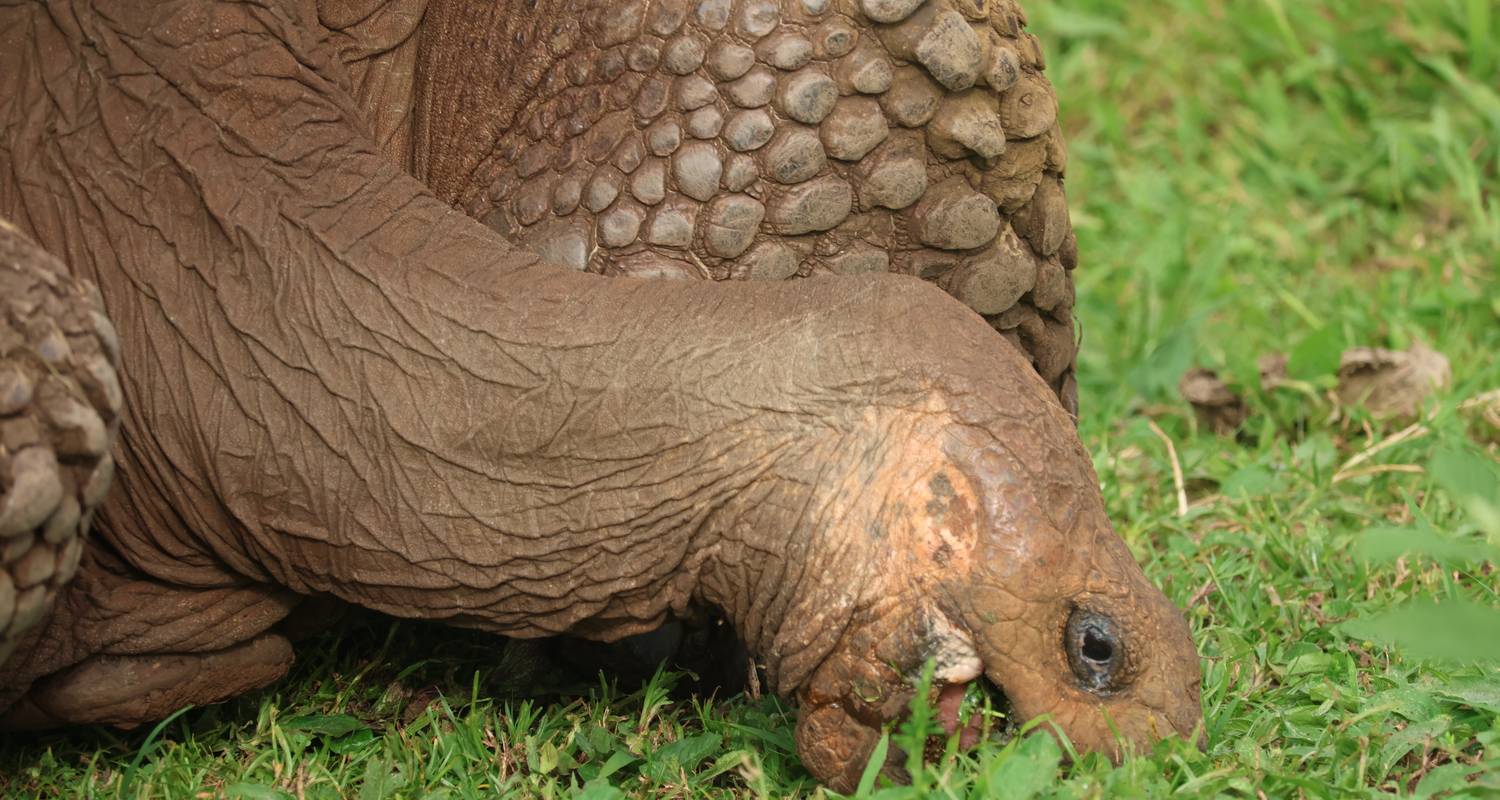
[1066,608,1125,693]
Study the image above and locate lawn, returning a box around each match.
[3,0,1498,797]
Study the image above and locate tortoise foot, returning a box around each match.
[0,632,293,730]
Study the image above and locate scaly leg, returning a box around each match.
[0,546,299,729]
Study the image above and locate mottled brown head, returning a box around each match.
[793,414,1202,791]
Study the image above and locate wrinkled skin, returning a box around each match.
[0,0,1201,790]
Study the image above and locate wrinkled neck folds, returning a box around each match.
[692,405,957,692]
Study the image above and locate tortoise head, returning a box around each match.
[793,412,1203,790]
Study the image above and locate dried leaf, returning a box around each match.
[1257,352,1288,391]
[1179,367,1247,434]
[1336,343,1451,417]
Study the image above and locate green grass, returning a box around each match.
[4,0,1499,796]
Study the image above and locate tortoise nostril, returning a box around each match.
[1082,629,1112,663]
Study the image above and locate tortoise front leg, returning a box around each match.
[0,222,300,725]
[0,546,298,729]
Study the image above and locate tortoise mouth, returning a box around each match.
[923,676,1017,757]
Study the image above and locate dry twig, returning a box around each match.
[1332,421,1429,483]
[1146,419,1189,517]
